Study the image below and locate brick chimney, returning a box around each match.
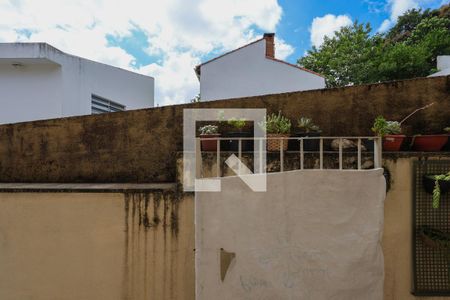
[263,33,275,58]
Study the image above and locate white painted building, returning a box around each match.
[0,43,154,124]
[195,33,325,101]
[428,55,450,77]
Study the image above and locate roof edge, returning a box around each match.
[265,57,325,78]
[194,37,265,78]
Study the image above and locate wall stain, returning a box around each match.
[122,191,180,299]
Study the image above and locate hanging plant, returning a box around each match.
[423,171,450,208]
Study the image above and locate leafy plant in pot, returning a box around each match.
[289,117,321,151]
[423,171,450,209]
[199,125,220,151]
[259,111,291,151]
[222,118,253,152]
[372,117,404,151]
[371,102,435,151]
[411,126,449,152]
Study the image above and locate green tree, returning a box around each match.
[386,8,431,43]
[407,16,450,44]
[298,4,450,87]
[374,43,430,81]
[298,22,382,87]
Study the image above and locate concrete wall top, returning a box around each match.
[0,76,448,183]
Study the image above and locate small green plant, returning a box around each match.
[372,116,402,137]
[430,172,450,209]
[199,125,218,135]
[228,118,246,131]
[297,117,321,133]
[259,111,291,134]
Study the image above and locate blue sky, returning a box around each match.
[0,0,447,105]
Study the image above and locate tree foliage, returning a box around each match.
[298,4,450,87]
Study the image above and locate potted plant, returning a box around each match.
[423,171,450,209]
[411,127,449,152]
[372,116,405,151]
[199,125,220,151]
[289,117,321,151]
[418,225,450,249]
[222,118,253,152]
[259,111,291,151]
[372,102,435,151]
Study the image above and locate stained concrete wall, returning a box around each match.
[1,155,450,299]
[0,76,448,183]
[0,192,195,300]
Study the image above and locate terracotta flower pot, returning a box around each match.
[200,134,220,151]
[382,135,405,151]
[412,135,449,152]
[267,133,289,151]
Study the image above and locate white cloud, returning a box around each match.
[378,19,393,32]
[275,37,295,60]
[310,14,353,48]
[0,0,289,106]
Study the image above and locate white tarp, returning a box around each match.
[196,169,386,300]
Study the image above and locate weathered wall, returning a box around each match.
[0,191,195,300]
[0,155,450,299]
[0,76,448,183]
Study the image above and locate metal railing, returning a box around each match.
[196,136,382,178]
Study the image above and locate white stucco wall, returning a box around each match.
[0,43,154,124]
[437,55,450,71]
[196,169,386,299]
[199,39,325,101]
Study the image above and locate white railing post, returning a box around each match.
[300,138,304,170]
[319,138,323,170]
[238,138,242,175]
[374,137,382,169]
[280,138,284,172]
[196,138,202,179]
[259,138,263,174]
[216,138,220,177]
[338,138,343,170]
[357,138,362,170]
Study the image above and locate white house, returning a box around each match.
[195,33,325,101]
[428,55,450,77]
[0,43,154,124]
